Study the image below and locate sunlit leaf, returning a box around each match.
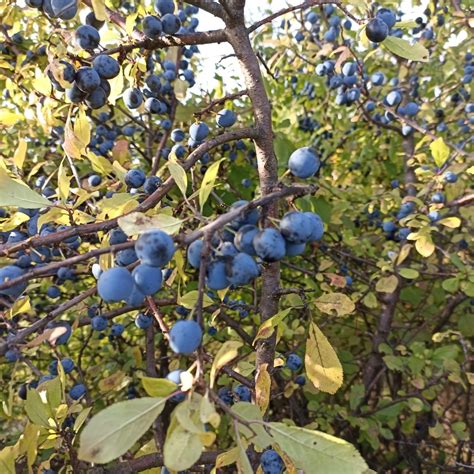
[305,322,343,394]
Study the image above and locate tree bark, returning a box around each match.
[225,15,280,373]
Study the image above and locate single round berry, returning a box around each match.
[169,320,202,354]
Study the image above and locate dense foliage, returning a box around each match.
[0,0,472,472]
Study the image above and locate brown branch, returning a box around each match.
[0,242,134,292]
[186,0,225,18]
[194,90,248,119]
[0,128,257,257]
[86,451,221,474]
[446,193,474,208]
[182,184,317,245]
[0,287,96,356]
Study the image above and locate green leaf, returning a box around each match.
[0,169,51,209]
[118,211,182,236]
[199,158,224,212]
[78,397,166,464]
[253,308,292,343]
[163,425,203,472]
[168,160,188,197]
[398,268,419,280]
[178,290,214,309]
[314,293,355,316]
[375,275,399,293]
[232,402,273,450]
[305,322,343,394]
[430,137,450,167]
[25,388,52,427]
[210,340,243,389]
[383,36,429,62]
[141,377,177,397]
[268,422,370,473]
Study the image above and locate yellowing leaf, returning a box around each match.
[168,160,188,197]
[305,322,343,394]
[398,268,419,279]
[268,422,369,473]
[98,371,126,392]
[125,13,138,36]
[375,275,399,294]
[13,138,27,169]
[314,293,355,316]
[91,0,107,21]
[232,402,273,450]
[210,340,243,389]
[0,169,51,209]
[0,212,30,232]
[141,377,177,397]
[415,235,435,258]
[383,36,429,62]
[178,290,214,309]
[78,397,166,464]
[0,110,23,127]
[199,159,224,212]
[32,67,51,96]
[397,244,412,265]
[108,67,124,105]
[255,363,271,414]
[430,137,449,168]
[199,395,220,429]
[438,217,461,228]
[118,211,182,236]
[253,308,292,344]
[216,447,240,469]
[7,296,31,318]
[57,159,70,202]
[74,109,91,150]
[163,426,202,472]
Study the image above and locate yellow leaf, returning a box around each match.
[7,296,31,318]
[438,217,461,228]
[375,275,398,294]
[0,110,23,127]
[108,67,124,105]
[118,211,182,236]
[255,363,271,414]
[305,322,343,394]
[210,341,243,389]
[57,159,70,202]
[178,290,214,309]
[125,13,138,36]
[74,108,91,150]
[215,447,240,469]
[0,212,30,232]
[253,308,292,344]
[314,293,355,316]
[32,67,51,96]
[415,235,435,257]
[13,138,27,169]
[396,244,412,265]
[168,160,188,197]
[430,137,449,167]
[91,0,107,21]
[199,159,224,212]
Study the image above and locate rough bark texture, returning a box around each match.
[225,11,281,373]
